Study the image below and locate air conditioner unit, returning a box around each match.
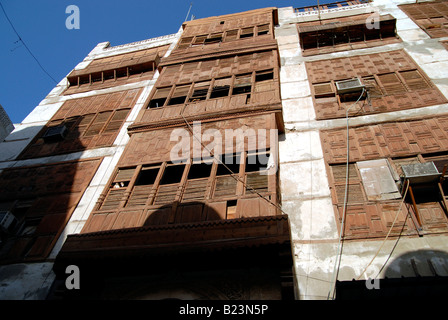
[0,211,16,231]
[335,78,365,94]
[401,162,441,184]
[42,125,67,142]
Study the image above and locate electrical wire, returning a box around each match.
[355,180,410,281]
[179,110,288,216]
[327,87,365,300]
[0,0,58,84]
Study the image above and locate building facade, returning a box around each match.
[1,0,448,300]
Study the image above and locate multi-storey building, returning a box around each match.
[1,0,448,300]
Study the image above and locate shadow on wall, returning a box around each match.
[336,249,448,299]
[49,203,294,300]
[383,249,448,278]
[0,121,96,300]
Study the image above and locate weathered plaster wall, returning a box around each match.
[276,0,448,300]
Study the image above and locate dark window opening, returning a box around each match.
[216,155,241,176]
[18,217,42,236]
[160,164,186,185]
[168,85,190,106]
[189,81,210,102]
[210,85,230,99]
[339,90,367,103]
[189,89,208,101]
[188,163,212,179]
[168,96,187,105]
[103,70,115,81]
[135,167,160,186]
[246,152,269,173]
[116,67,128,78]
[204,33,223,44]
[233,86,251,95]
[149,98,166,108]
[91,72,102,83]
[255,70,274,82]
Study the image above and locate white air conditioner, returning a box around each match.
[42,125,67,142]
[0,211,16,231]
[335,78,365,94]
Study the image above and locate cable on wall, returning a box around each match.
[179,110,287,216]
[355,180,410,281]
[327,87,365,300]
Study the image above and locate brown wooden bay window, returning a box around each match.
[175,24,271,49]
[97,150,273,212]
[311,68,442,119]
[147,68,275,109]
[328,154,448,239]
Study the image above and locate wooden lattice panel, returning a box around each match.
[19,88,142,159]
[321,116,448,164]
[0,158,102,262]
[399,1,448,38]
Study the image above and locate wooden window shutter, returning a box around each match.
[177,36,193,49]
[127,166,160,207]
[189,81,210,101]
[225,29,238,41]
[362,76,383,98]
[210,77,231,98]
[153,87,171,99]
[204,33,223,44]
[214,175,238,198]
[103,108,130,133]
[171,84,190,98]
[331,164,365,204]
[245,172,268,193]
[192,35,207,46]
[233,74,252,95]
[377,72,407,95]
[234,74,252,87]
[84,111,113,136]
[168,84,190,105]
[101,167,135,210]
[240,27,254,38]
[399,70,430,91]
[313,82,334,98]
[149,87,171,108]
[257,24,270,35]
[114,167,136,182]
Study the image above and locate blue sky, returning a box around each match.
[0,0,322,124]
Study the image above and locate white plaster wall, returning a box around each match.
[277,0,448,300]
